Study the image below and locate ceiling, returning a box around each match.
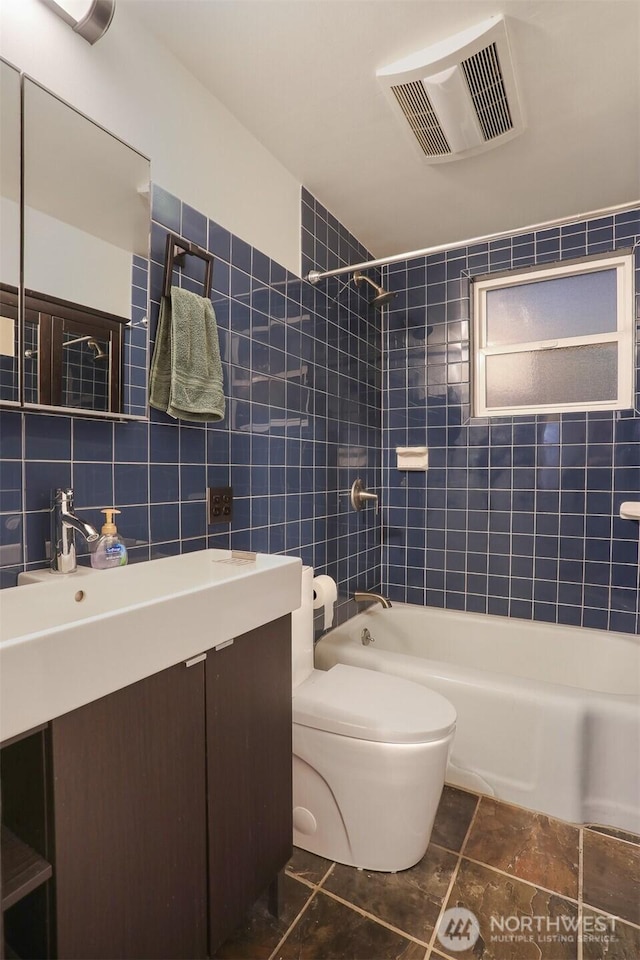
[129,0,640,260]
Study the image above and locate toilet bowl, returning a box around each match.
[292,568,456,872]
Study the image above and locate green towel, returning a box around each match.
[149,286,225,422]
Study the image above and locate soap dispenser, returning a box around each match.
[91,508,128,569]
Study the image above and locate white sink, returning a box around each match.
[0,549,302,743]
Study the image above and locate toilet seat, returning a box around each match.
[293,664,456,744]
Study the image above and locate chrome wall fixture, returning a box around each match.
[40,0,116,44]
[352,271,397,309]
[350,478,379,514]
[353,591,392,609]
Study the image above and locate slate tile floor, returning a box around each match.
[214,785,640,960]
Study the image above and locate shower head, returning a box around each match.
[370,287,397,308]
[353,271,397,309]
[87,339,108,361]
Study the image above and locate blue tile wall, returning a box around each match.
[0,185,382,624]
[60,338,109,410]
[383,208,640,633]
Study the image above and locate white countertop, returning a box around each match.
[0,550,302,743]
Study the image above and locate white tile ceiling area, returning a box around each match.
[129,0,640,259]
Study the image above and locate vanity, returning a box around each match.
[0,550,301,959]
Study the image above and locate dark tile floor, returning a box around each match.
[214,785,640,960]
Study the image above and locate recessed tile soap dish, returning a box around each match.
[396,446,429,471]
[619,502,640,520]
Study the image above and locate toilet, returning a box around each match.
[292,567,457,873]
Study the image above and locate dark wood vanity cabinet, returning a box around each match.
[207,617,293,949]
[0,615,292,960]
[51,658,208,960]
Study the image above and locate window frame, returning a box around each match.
[472,251,635,418]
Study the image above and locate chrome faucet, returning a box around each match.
[353,591,392,609]
[50,488,100,573]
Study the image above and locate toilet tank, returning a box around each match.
[292,566,314,688]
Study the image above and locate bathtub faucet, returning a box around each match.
[353,591,392,609]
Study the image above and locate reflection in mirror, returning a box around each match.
[22,78,150,417]
[24,291,123,410]
[61,335,110,410]
[0,60,21,405]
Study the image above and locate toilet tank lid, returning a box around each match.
[293,664,456,744]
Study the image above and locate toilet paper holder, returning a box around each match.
[312,574,338,630]
[350,478,379,514]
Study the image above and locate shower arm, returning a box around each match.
[61,335,96,349]
[25,335,103,361]
[352,271,379,294]
[305,200,638,284]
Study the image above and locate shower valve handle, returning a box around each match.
[350,478,379,514]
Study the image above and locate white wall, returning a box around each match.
[0,0,302,276]
[25,207,133,318]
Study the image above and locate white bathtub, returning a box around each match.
[314,604,640,834]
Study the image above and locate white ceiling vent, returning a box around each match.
[377,16,524,163]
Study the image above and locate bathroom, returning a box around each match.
[0,0,639,958]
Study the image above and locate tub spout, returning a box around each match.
[354,591,392,609]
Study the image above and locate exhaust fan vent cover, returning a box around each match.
[378,16,524,163]
[461,42,513,141]
[389,81,451,157]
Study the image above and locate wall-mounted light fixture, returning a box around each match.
[39,0,115,45]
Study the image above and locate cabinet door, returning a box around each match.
[51,660,208,960]
[206,616,292,950]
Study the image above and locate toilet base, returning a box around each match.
[293,722,453,872]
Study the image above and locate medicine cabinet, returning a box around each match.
[0,60,151,419]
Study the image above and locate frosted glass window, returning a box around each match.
[486,344,618,408]
[472,252,634,417]
[486,270,617,345]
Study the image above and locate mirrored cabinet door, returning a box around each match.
[22,77,150,418]
[0,60,21,406]
[24,292,123,412]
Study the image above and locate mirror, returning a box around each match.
[0,60,21,406]
[21,77,150,417]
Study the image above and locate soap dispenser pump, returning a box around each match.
[91,508,128,569]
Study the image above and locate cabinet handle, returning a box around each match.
[214,638,235,651]
[185,653,207,668]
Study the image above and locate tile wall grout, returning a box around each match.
[0,185,384,616]
[382,211,640,633]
